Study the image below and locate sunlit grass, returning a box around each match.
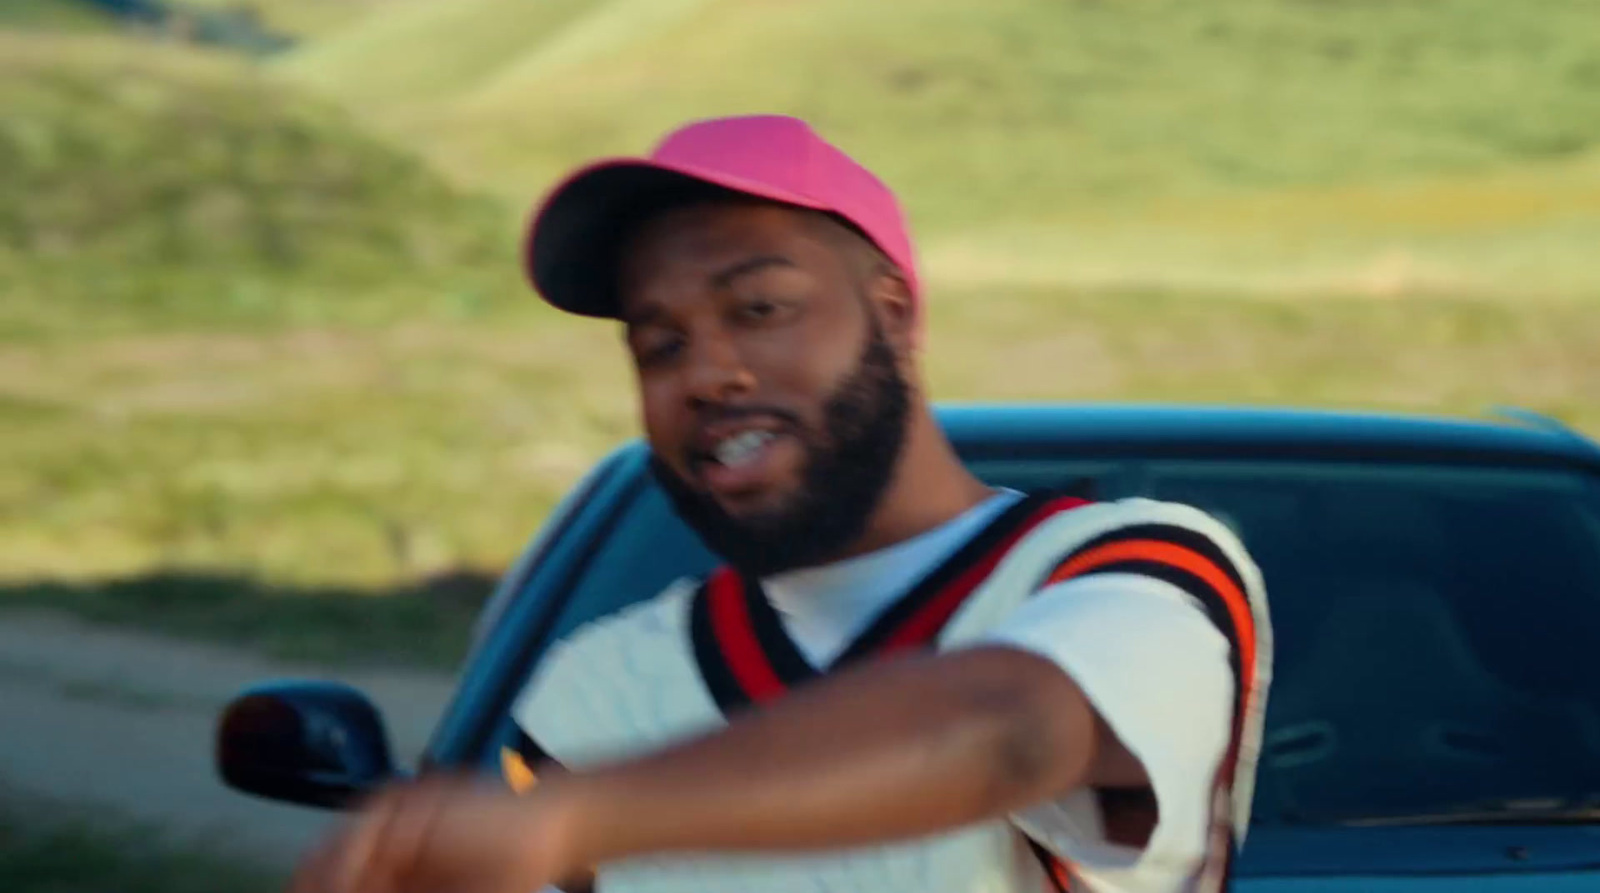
[4,291,1596,590]
[178,0,382,38]
[6,3,1600,661]
[0,31,516,337]
[277,0,607,107]
[265,0,1600,300]
[280,0,1600,209]
[0,306,630,585]
[0,0,114,32]
[923,152,1600,300]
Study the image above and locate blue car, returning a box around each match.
[216,403,1600,890]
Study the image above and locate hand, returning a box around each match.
[286,774,579,893]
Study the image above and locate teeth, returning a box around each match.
[714,430,774,467]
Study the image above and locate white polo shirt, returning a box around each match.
[767,490,1257,891]
[517,489,1272,893]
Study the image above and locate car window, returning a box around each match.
[507,457,1600,827]
[1138,461,1600,825]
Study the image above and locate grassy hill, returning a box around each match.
[178,0,383,39]
[280,0,610,107]
[275,0,1600,299]
[2,0,298,52]
[0,31,518,336]
[5,3,1600,664]
[0,0,116,30]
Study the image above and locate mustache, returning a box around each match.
[694,403,804,431]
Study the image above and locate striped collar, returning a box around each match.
[689,491,1091,715]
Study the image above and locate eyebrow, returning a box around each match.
[622,255,799,328]
[709,254,797,289]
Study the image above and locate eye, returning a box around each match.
[739,299,776,319]
[734,297,796,325]
[631,331,685,367]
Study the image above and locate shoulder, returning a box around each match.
[1001,496,1273,776]
[510,576,703,737]
[1008,496,1262,600]
[996,498,1275,848]
[532,575,702,677]
[1022,495,1250,556]
[941,494,1265,650]
[989,495,1271,692]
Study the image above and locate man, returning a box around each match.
[288,115,1272,893]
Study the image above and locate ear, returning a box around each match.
[866,268,918,357]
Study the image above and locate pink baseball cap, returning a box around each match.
[523,114,921,321]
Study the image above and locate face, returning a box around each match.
[617,200,913,576]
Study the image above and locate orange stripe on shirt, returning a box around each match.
[1046,539,1257,697]
[1049,537,1257,891]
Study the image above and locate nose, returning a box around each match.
[682,325,756,409]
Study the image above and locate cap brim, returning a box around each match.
[524,158,825,319]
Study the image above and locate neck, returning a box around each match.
[830,406,994,561]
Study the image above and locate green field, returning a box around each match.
[3,1,1600,664]
[0,30,517,337]
[278,0,1600,300]
[180,0,382,39]
[0,0,114,31]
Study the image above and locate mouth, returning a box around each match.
[712,429,777,467]
[689,421,799,498]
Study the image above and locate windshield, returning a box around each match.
[530,457,1600,827]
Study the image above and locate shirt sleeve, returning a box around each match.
[980,572,1235,881]
[970,496,1269,889]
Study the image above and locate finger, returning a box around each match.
[289,789,405,893]
[287,824,359,893]
[336,788,412,893]
[370,777,461,891]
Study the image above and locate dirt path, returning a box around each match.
[0,609,457,869]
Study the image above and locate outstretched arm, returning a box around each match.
[548,645,1141,865]
[287,645,1142,893]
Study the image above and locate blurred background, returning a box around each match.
[2,0,1598,889]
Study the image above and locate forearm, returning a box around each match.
[539,646,1100,869]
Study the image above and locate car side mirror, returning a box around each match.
[215,680,399,809]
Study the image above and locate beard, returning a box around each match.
[648,322,912,578]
